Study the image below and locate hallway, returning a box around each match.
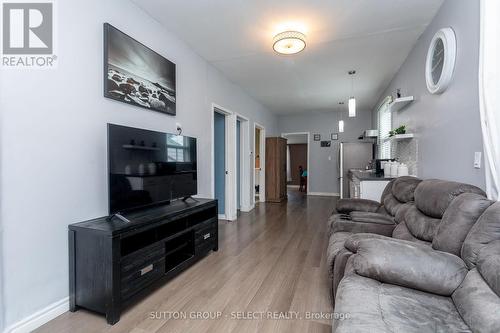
[36,193,337,333]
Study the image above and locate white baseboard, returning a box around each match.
[308,192,340,197]
[4,297,69,333]
[286,185,299,188]
[218,214,227,220]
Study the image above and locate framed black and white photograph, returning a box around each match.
[104,23,176,115]
[313,134,321,141]
[331,133,338,140]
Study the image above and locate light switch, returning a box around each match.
[474,152,482,169]
[328,156,332,161]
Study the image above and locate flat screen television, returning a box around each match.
[108,124,197,214]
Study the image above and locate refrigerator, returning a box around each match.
[339,142,374,199]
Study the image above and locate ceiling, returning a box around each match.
[134,0,444,115]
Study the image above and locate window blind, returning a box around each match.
[377,97,393,159]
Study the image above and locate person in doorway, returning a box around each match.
[299,166,308,192]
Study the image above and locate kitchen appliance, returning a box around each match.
[339,142,374,199]
[375,158,395,176]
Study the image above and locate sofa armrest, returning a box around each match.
[335,198,380,214]
[332,220,395,236]
[347,238,468,296]
[349,211,394,224]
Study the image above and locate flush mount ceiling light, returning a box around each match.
[273,31,306,55]
[348,70,356,117]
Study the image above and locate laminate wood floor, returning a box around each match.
[36,190,337,333]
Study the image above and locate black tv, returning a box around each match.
[107,124,197,214]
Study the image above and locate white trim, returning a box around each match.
[281,132,310,193]
[4,297,69,333]
[240,204,253,212]
[218,214,228,220]
[212,103,237,221]
[253,123,266,203]
[308,192,340,197]
[235,114,251,213]
[287,185,300,189]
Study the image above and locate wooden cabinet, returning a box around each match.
[265,137,287,202]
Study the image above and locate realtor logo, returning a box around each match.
[1,1,57,68]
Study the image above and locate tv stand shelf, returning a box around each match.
[68,198,218,325]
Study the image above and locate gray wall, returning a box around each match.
[372,0,485,188]
[0,0,277,329]
[279,110,372,194]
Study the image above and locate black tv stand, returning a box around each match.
[68,199,218,324]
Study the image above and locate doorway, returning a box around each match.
[212,104,251,220]
[282,132,310,195]
[214,111,227,217]
[253,123,266,204]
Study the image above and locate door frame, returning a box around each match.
[211,103,237,221]
[253,122,266,203]
[235,114,252,212]
[281,132,310,193]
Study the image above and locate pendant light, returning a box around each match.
[338,102,345,133]
[348,70,356,117]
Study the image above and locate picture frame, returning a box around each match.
[104,23,177,115]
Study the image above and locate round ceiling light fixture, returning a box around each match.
[273,31,306,55]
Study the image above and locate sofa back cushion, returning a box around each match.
[391,176,422,202]
[462,202,500,268]
[404,205,442,242]
[379,179,396,202]
[432,193,493,256]
[452,268,500,333]
[414,180,486,219]
[381,177,421,217]
[477,240,500,297]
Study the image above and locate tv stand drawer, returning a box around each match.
[121,257,165,301]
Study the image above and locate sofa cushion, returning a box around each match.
[477,240,500,297]
[452,269,500,333]
[394,202,413,224]
[347,237,468,296]
[391,176,422,203]
[333,273,471,333]
[382,194,402,216]
[327,232,352,278]
[432,193,493,256]
[335,198,380,214]
[379,178,395,202]
[404,205,442,242]
[414,179,486,219]
[462,201,500,268]
[392,222,432,247]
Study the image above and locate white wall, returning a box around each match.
[279,110,372,194]
[372,0,485,188]
[0,0,277,330]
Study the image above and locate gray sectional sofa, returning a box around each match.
[327,177,500,332]
[333,202,500,333]
[327,178,487,301]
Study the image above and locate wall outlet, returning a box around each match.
[474,152,482,169]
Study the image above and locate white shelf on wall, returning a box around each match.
[388,96,414,113]
[389,133,415,140]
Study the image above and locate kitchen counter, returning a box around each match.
[349,169,395,181]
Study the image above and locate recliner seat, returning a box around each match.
[332,201,500,333]
[327,178,488,302]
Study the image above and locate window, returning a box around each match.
[377,97,393,159]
